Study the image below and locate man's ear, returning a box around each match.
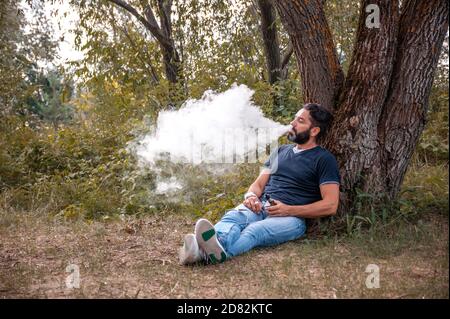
[311,127,321,137]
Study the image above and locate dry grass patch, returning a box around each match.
[0,210,448,298]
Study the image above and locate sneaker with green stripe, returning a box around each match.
[179,233,205,265]
[195,218,227,264]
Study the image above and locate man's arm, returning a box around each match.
[267,183,339,218]
[243,169,271,213]
[246,168,271,198]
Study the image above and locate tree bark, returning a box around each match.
[369,0,449,199]
[275,0,449,218]
[257,0,282,85]
[155,0,183,85]
[279,41,293,80]
[273,0,344,111]
[323,0,399,211]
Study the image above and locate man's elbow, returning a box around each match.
[327,201,339,216]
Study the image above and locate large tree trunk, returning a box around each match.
[273,0,344,111]
[274,0,449,217]
[368,0,449,199]
[323,0,400,212]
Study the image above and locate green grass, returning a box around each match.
[400,161,449,216]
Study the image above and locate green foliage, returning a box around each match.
[415,81,449,163]
[0,0,58,116]
[0,0,448,228]
[342,189,401,236]
[233,77,304,126]
[339,162,449,237]
[185,164,260,222]
[24,69,75,126]
[325,0,360,73]
[0,97,155,219]
[400,163,449,217]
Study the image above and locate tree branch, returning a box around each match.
[281,41,294,80]
[102,4,161,85]
[257,0,281,84]
[107,0,172,50]
[157,0,172,38]
[121,25,160,84]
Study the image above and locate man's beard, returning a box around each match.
[287,127,311,145]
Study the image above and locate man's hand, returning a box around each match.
[243,196,263,213]
[267,200,292,216]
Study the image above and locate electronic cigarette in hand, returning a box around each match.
[265,194,276,206]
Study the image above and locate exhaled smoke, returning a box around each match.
[131,84,290,194]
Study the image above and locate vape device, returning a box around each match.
[264,194,276,206]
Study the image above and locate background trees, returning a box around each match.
[0,0,448,230]
[0,0,58,118]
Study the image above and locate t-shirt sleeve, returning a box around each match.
[317,152,340,185]
[263,144,289,170]
[263,146,280,169]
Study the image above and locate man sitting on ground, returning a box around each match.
[179,103,340,265]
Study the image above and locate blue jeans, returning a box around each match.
[214,202,306,257]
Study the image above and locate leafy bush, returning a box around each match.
[0,108,153,220]
[416,84,449,163]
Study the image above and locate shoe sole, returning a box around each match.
[179,234,198,265]
[195,218,227,264]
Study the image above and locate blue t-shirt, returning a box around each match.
[263,144,340,206]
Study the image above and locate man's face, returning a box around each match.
[287,109,314,144]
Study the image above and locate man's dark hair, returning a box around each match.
[303,103,333,139]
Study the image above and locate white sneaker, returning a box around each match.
[179,233,204,265]
[195,218,228,264]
